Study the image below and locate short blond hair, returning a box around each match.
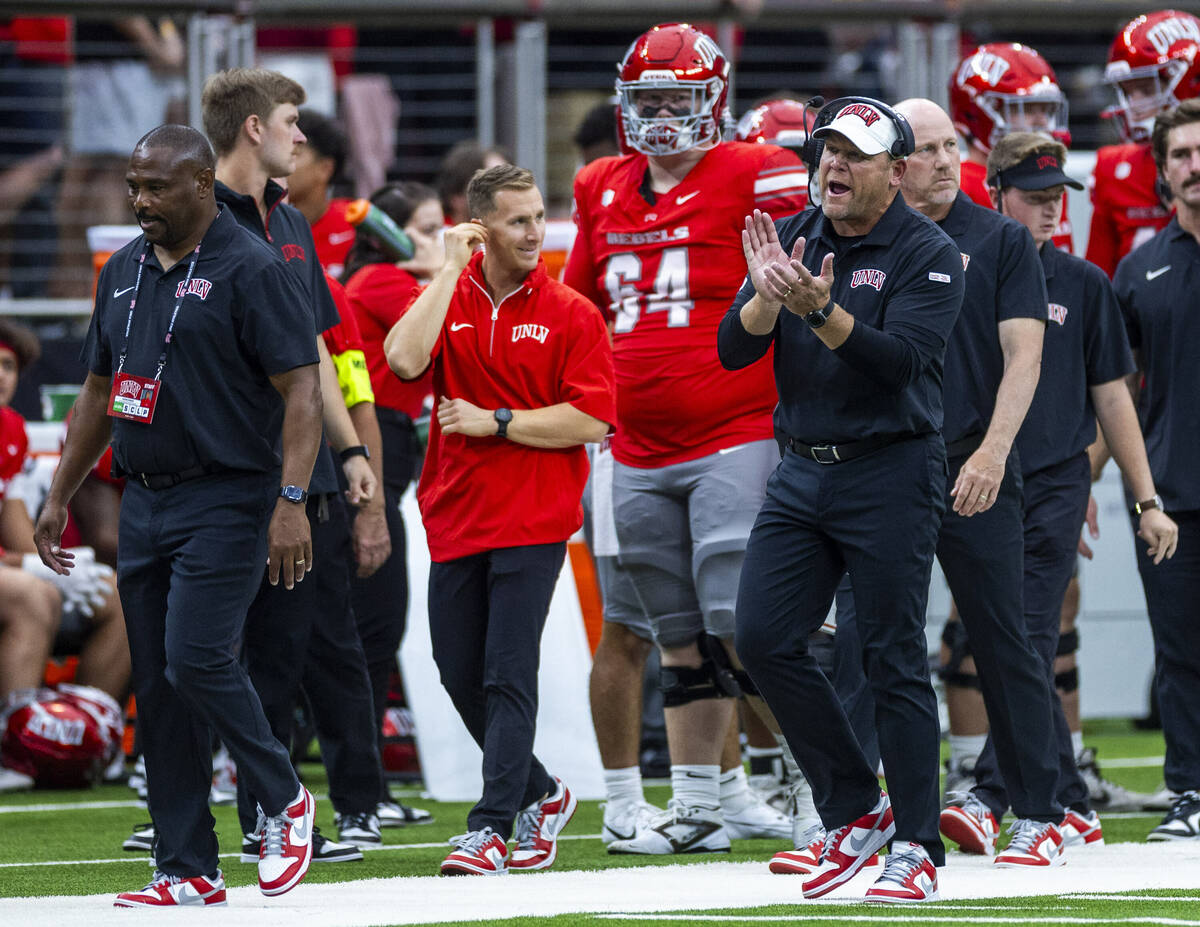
[467,165,536,218]
[201,68,305,156]
[987,132,1069,187]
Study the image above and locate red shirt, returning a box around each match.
[344,263,431,418]
[1085,143,1171,279]
[961,159,1074,251]
[0,406,28,501]
[321,272,366,356]
[415,252,616,562]
[563,142,808,468]
[311,198,357,279]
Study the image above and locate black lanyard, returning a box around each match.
[115,243,201,379]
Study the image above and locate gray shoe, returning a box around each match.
[1077,746,1157,813]
[942,757,977,803]
[377,799,433,828]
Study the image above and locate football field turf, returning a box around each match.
[2,722,1197,926]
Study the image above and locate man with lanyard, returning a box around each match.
[200,67,389,852]
[1113,98,1200,842]
[720,97,963,903]
[386,165,615,875]
[980,130,1180,844]
[34,125,321,907]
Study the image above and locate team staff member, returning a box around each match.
[386,165,615,876]
[201,67,388,852]
[1114,98,1200,842]
[978,131,1179,845]
[870,100,1062,869]
[34,125,319,907]
[721,97,963,904]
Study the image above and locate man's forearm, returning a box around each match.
[317,337,361,451]
[1093,380,1157,501]
[981,321,1043,457]
[277,366,324,489]
[385,266,460,379]
[508,404,608,448]
[348,401,386,506]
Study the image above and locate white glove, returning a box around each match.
[22,547,114,618]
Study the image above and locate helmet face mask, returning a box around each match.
[950,43,1070,152]
[1105,11,1200,143]
[616,23,730,157]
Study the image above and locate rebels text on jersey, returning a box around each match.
[563,142,808,468]
[1085,144,1171,279]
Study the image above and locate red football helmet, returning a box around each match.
[735,98,816,154]
[615,22,730,156]
[380,706,420,777]
[2,685,123,787]
[950,43,1070,152]
[1104,10,1200,143]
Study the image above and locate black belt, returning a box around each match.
[945,432,984,459]
[786,434,900,465]
[132,465,209,490]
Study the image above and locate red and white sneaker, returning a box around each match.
[939,792,999,856]
[994,818,1065,867]
[114,870,227,908]
[258,785,315,896]
[801,791,895,899]
[864,842,939,903]
[1060,809,1104,848]
[441,827,509,875]
[770,826,824,875]
[509,776,578,871]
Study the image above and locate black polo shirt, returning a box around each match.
[1016,243,1134,477]
[83,206,317,476]
[215,179,341,494]
[937,192,1048,445]
[720,193,964,445]
[1114,217,1200,511]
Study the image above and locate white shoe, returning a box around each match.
[749,771,790,813]
[723,788,791,840]
[607,800,730,855]
[600,800,662,846]
[785,773,822,847]
[0,764,34,793]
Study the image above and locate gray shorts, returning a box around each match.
[613,439,777,649]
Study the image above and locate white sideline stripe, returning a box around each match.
[1097,756,1164,769]
[3,844,1200,927]
[0,832,606,868]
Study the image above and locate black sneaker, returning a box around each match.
[335,811,382,848]
[1147,790,1200,841]
[241,825,363,863]
[123,822,156,852]
[377,799,433,828]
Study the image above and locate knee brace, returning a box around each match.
[939,620,981,691]
[660,634,742,707]
[1056,628,1079,657]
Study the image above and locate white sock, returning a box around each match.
[948,734,987,768]
[719,765,756,812]
[1071,731,1085,758]
[603,766,644,807]
[671,764,720,810]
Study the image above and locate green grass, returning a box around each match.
[0,719,1187,922]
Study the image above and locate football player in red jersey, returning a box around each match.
[949,42,1073,250]
[1087,10,1200,277]
[564,22,809,855]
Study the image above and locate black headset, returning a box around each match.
[800,96,916,175]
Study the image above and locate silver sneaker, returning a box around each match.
[600,800,662,846]
[1077,747,1156,813]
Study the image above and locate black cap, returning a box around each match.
[994,151,1084,191]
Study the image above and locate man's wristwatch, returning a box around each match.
[804,298,834,329]
[494,408,513,438]
[338,444,370,462]
[279,485,308,504]
[1132,494,1164,516]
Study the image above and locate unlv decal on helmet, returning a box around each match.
[1105,11,1200,143]
[950,43,1070,151]
[2,685,123,788]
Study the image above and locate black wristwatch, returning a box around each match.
[804,298,835,329]
[338,444,370,462]
[494,408,513,438]
[279,485,308,504]
[1132,494,1164,516]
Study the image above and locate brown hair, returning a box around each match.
[466,164,537,219]
[0,318,41,371]
[986,132,1067,186]
[201,68,305,156]
[1152,97,1200,170]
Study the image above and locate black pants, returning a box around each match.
[820,576,881,772]
[118,472,297,878]
[351,410,419,798]
[735,435,946,865]
[1136,509,1200,793]
[237,493,383,834]
[936,452,1063,824]
[973,453,1091,816]
[428,542,564,840]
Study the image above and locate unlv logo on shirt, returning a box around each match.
[850,268,886,291]
[175,278,212,300]
[281,244,306,262]
[1048,303,1068,326]
[512,323,550,344]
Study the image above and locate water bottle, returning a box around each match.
[344,199,415,261]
